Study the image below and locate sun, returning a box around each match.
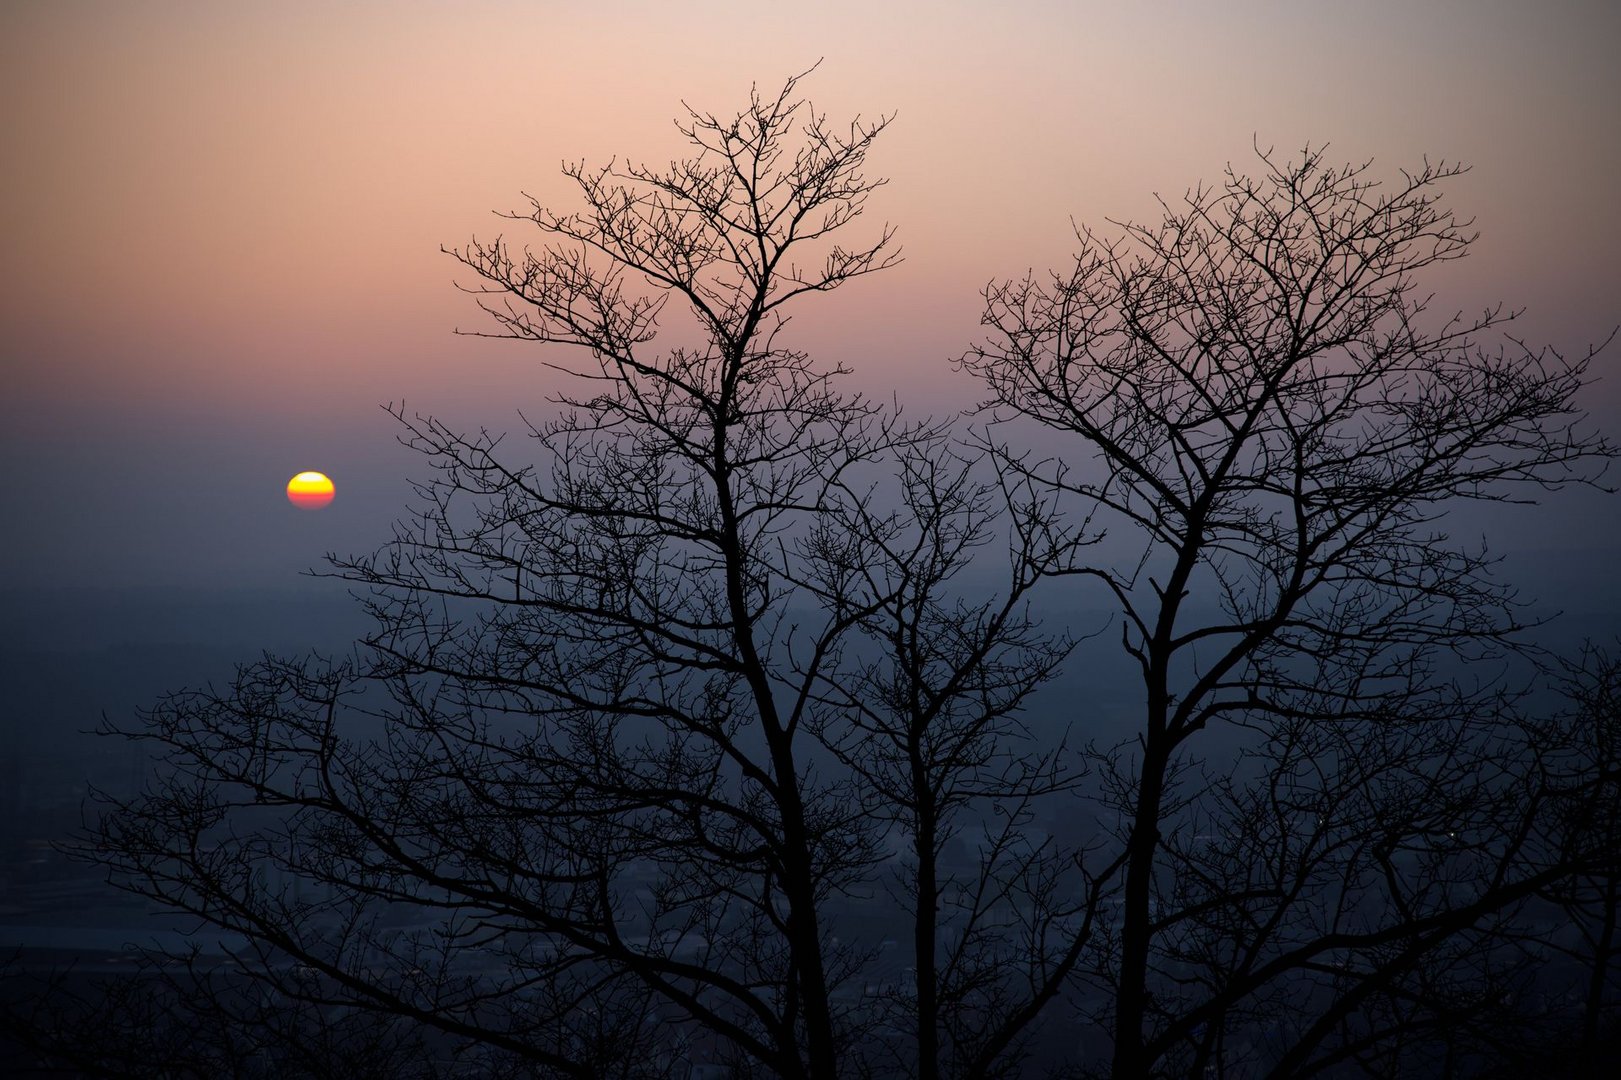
[286,470,335,510]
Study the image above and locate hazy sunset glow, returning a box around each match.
[0,0,1616,587]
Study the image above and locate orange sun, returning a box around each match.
[286,470,335,510]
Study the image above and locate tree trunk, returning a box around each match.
[913,773,941,1080]
[1112,733,1169,1079]
[1581,870,1619,1067]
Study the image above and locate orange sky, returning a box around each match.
[2,0,1618,587]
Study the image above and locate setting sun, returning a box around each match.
[286,470,335,510]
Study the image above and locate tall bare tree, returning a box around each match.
[961,146,1615,1077]
[37,73,1088,1079]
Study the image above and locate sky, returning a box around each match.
[2,0,1619,599]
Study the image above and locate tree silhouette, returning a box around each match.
[8,99,1618,1080]
[24,73,1090,1079]
[961,146,1616,1077]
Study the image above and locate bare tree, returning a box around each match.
[41,73,1088,1079]
[961,146,1615,1077]
[802,447,1096,1077]
[17,97,1619,1080]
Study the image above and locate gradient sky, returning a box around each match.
[2,0,1618,593]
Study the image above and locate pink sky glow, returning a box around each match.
[2,0,1617,587]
